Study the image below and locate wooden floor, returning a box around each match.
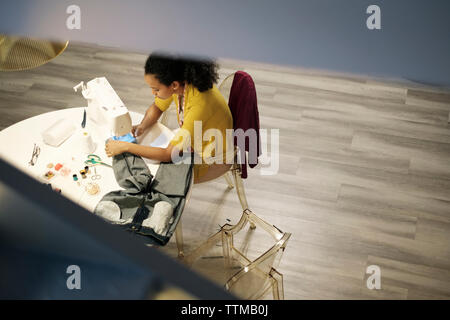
[1,43,450,299]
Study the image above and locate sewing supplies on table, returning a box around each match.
[67,158,101,195]
[29,143,40,166]
[70,163,100,197]
[85,154,112,168]
[51,162,71,177]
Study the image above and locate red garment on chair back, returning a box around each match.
[228,71,261,179]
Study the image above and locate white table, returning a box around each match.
[0,107,175,213]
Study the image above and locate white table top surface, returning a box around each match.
[0,107,174,212]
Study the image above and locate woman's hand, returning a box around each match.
[131,124,147,138]
[105,140,129,157]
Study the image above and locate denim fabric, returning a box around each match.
[94,153,193,245]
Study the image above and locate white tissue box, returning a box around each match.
[41,118,76,147]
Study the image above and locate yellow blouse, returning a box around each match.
[154,83,233,179]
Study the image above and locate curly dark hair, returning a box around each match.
[144,52,219,92]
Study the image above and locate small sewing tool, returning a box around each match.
[73,174,78,181]
[80,169,87,179]
[60,167,71,177]
[44,171,54,180]
[29,143,40,166]
[81,109,87,128]
[85,182,100,195]
[90,166,101,180]
[84,154,112,168]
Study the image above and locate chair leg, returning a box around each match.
[233,168,256,229]
[222,231,233,268]
[233,167,248,210]
[224,171,234,189]
[270,270,284,300]
[175,220,184,259]
[271,278,280,300]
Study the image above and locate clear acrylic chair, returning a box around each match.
[182,209,291,300]
[172,74,291,299]
[173,146,250,258]
[173,169,194,259]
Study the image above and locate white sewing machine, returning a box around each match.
[73,77,132,137]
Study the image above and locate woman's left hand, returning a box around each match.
[105,140,129,157]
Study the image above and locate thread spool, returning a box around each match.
[80,131,96,154]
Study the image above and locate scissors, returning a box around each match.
[90,166,102,180]
[28,143,40,166]
[84,154,112,168]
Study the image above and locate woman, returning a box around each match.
[105,53,233,183]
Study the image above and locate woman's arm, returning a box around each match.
[132,103,163,136]
[127,143,175,162]
[142,103,163,128]
[106,102,181,161]
[105,140,177,163]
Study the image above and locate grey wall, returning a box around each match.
[1,0,449,86]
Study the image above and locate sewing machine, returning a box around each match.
[73,77,132,138]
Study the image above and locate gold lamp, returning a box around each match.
[0,35,68,71]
